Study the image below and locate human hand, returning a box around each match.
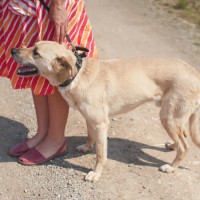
[49,0,67,44]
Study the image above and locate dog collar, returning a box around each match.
[58,52,85,87]
[59,78,75,87]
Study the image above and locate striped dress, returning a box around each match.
[0,0,97,95]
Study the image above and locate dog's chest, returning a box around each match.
[58,88,78,109]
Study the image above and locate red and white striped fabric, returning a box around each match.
[0,0,97,95]
[8,0,37,16]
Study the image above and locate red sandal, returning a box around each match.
[9,141,30,157]
[18,139,67,165]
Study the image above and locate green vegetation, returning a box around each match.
[174,0,189,9]
[161,0,200,27]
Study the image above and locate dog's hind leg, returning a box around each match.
[171,131,189,168]
[159,123,186,172]
[159,102,189,173]
[165,129,188,151]
[76,120,95,153]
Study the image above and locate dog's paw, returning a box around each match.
[159,164,175,173]
[165,142,176,151]
[85,171,101,182]
[76,144,92,153]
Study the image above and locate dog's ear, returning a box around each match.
[51,56,72,72]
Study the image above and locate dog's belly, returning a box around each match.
[108,95,155,117]
[107,80,163,116]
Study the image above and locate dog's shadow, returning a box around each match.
[0,117,171,173]
[0,116,29,162]
[52,135,171,174]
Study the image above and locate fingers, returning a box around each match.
[53,22,67,44]
[49,3,68,44]
[54,24,60,43]
[59,24,65,44]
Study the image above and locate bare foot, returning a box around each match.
[26,133,46,148]
[34,136,66,158]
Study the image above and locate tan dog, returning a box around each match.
[11,41,200,181]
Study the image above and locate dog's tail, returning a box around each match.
[189,106,200,148]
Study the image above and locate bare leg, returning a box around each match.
[9,92,50,156]
[26,93,49,148]
[18,88,69,164]
[35,88,69,158]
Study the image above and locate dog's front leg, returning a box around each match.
[85,122,108,182]
[76,120,95,152]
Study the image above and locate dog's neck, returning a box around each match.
[58,50,85,87]
[58,71,77,87]
[57,64,79,87]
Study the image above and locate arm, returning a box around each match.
[49,0,68,44]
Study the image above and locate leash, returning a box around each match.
[38,0,90,87]
[65,34,89,70]
[39,0,49,12]
[38,0,89,55]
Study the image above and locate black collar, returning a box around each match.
[59,78,75,87]
[58,53,85,87]
[59,35,89,88]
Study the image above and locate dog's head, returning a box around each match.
[11,41,77,86]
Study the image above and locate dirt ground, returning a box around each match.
[1,0,200,199]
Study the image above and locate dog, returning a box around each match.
[11,41,200,181]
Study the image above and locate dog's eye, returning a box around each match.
[33,48,40,57]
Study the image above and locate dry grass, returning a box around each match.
[157,0,200,27]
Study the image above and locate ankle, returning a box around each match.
[26,133,46,148]
[43,135,65,146]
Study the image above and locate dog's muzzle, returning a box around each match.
[11,48,39,77]
[17,65,39,77]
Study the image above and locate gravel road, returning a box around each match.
[1,0,200,199]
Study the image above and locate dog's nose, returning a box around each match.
[11,48,19,55]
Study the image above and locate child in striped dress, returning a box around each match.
[0,0,97,165]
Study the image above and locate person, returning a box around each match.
[0,0,97,165]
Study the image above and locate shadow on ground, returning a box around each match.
[49,136,171,174]
[0,116,29,162]
[0,117,171,173]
